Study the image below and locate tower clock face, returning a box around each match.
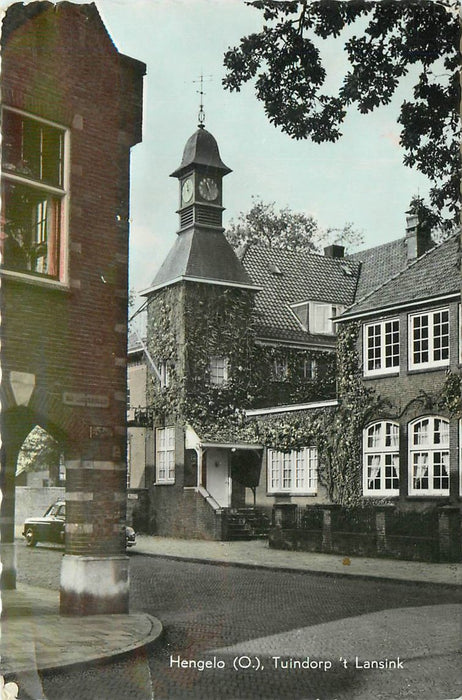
[199,176,218,201]
[181,177,194,204]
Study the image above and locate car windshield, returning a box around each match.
[44,503,65,517]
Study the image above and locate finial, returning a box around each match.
[193,73,212,129]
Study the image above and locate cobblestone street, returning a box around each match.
[14,544,462,700]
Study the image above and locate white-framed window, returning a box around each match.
[1,107,68,282]
[303,358,317,380]
[160,361,170,388]
[209,356,229,385]
[156,426,175,484]
[409,309,449,370]
[267,447,318,494]
[363,319,400,376]
[272,357,288,381]
[408,416,449,496]
[290,302,344,335]
[363,421,400,496]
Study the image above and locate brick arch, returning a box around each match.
[1,382,88,452]
[28,387,88,448]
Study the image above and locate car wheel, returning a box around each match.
[25,528,37,547]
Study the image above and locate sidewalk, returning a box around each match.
[0,583,162,677]
[134,535,462,587]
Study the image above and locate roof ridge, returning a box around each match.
[244,242,361,266]
[347,236,405,261]
[344,231,459,313]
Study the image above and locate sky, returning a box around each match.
[3,0,432,300]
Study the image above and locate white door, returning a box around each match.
[206,448,230,507]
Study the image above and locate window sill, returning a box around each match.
[1,268,70,292]
[407,365,449,375]
[363,372,399,381]
[363,493,399,498]
[155,481,175,486]
[406,494,450,500]
[267,492,317,497]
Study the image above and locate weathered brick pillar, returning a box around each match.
[437,506,461,562]
[273,503,298,529]
[321,505,339,553]
[375,505,393,555]
[60,443,129,615]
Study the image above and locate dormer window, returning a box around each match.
[290,302,344,335]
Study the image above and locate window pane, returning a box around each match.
[3,112,64,187]
[385,422,399,448]
[385,454,399,490]
[367,423,379,449]
[413,315,429,364]
[367,324,381,370]
[385,320,400,368]
[367,455,381,489]
[2,110,22,173]
[282,453,292,488]
[433,452,449,490]
[433,311,449,362]
[41,123,64,187]
[413,453,429,489]
[1,181,61,278]
[210,356,227,384]
[413,419,429,446]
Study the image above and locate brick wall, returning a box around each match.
[347,298,461,505]
[2,3,145,569]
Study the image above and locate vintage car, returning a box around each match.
[22,500,136,548]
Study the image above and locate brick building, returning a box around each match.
[338,231,461,505]
[1,2,145,614]
[129,119,461,554]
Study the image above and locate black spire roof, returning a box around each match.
[170,127,232,179]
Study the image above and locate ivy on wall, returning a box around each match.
[146,282,336,436]
[439,371,462,418]
[146,289,383,505]
[145,284,460,507]
[251,322,386,506]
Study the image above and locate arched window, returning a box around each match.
[408,417,449,496]
[363,421,399,496]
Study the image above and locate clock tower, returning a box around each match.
[143,123,259,293]
[170,124,231,232]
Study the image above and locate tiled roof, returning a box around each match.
[240,245,361,345]
[341,233,460,318]
[347,237,408,299]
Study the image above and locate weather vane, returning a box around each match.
[193,73,212,129]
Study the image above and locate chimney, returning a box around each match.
[324,244,345,259]
[405,212,433,263]
[405,214,419,263]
